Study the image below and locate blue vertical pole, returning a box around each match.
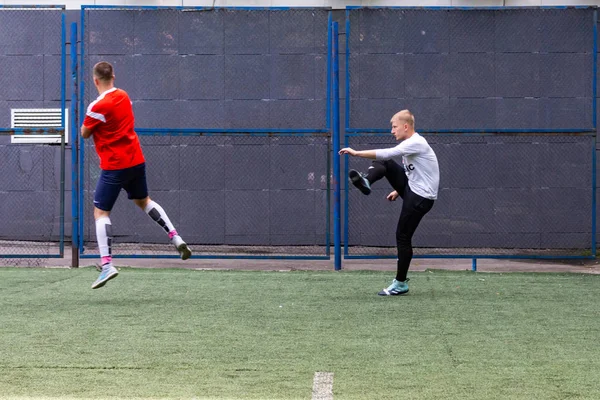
[332,22,342,271]
[79,9,85,253]
[343,11,351,258]
[593,9,597,131]
[592,9,597,258]
[593,139,597,258]
[326,11,332,130]
[343,134,349,257]
[325,18,332,258]
[472,258,477,272]
[70,22,79,268]
[59,13,66,258]
[344,10,351,131]
[325,15,333,258]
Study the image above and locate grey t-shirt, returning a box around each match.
[374,132,440,200]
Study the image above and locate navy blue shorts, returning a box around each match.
[94,163,148,211]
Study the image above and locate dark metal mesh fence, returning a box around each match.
[82,133,331,257]
[0,7,65,263]
[345,134,594,257]
[346,8,595,131]
[0,144,64,262]
[82,8,330,131]
[0,7,64,108]
[344,7,596,259]
[80,7,332,258]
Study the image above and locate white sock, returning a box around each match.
[95,216,113,267]
[144,200,178,240]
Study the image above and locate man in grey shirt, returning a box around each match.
[339,110,439,296]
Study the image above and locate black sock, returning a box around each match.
[396,236,412,282]
[396,254,410,282]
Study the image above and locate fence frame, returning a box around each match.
[0,6,67,259]
[78,5,335,260]
[342,6,598,268]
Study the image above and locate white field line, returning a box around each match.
[312,371,334,400]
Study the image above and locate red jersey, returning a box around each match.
[83,88,145,170]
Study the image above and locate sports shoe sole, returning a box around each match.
[91,270,119,289]
[349,169,371,195]
[378,288,409,296]
[178,243,192,260]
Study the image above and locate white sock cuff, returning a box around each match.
[95,216,111,225]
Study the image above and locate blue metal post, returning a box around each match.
[59,13,66,257]
[343,134,349,257]
[592,9,597,258]
[472,258,477,272]
[79,9,85,252]
[344,10,350,131]
[593,9,597,131]
[325,16,332,257]
[70,22,79,268]
[343,11,351,258]
[592,139,596,258]
[326,11,332,130]
[332,22,341,271]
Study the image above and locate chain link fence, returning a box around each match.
[0,144,64,264]
[81,133,331,258]
[80,7,333,259]
[82,7,330,131]
[346,7,595,132]
[0,6,66,264]
[344,133,594,257]
[344,7,596,259]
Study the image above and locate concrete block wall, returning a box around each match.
[344,7,595,253]
[0,7,597,254]
[1,0,600,10]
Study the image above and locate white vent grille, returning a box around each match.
[10,108,69,144]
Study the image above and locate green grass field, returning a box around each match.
[1,267,599,400]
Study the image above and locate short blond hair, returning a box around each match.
[391,110,415,128]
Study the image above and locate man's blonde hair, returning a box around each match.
[391,110,415,128]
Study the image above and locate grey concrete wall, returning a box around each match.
[83,9,329,130]
[346,135,593,253]
[347,8,594,130]
[81,9,330,247]
[0,9,70,247]
[2,0,600,11]
[0,8,596,254]
[345,8,596,253]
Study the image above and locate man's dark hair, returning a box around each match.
[93,62,114,82]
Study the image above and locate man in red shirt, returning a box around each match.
[82,62,191,289]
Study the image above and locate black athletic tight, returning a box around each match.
[366,160,434,281]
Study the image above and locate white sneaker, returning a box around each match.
[91,265,119,289]
[172,235,192,260]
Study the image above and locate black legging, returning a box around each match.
[366,160,434,281]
